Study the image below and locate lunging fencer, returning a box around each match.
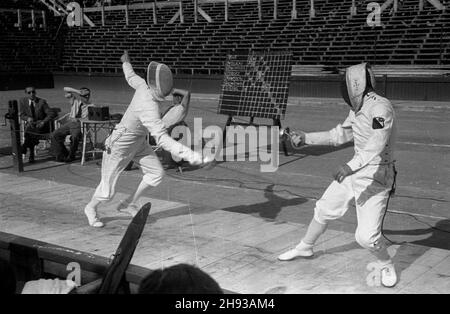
[84,51,208,228]
[278,63,398,287]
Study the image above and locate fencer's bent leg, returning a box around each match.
[353,166,393,253]
[85,133,139,226]
[92,150,133,202]
[118,143,164,216]
[92,133,139,203]
[313,178,354,224]
[84,145,130,228]
[278,218,326,260]
[302,218,328,245]
[85,153,133,226]
[353,165,397,287]
[278,178,354,261]
[118,179,154,217]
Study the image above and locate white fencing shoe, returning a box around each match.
[117,200,139,217]
[84,206,104,228]
[380,263,397,287]
[278,241,314,261]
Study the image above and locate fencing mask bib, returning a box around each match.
[147,61,173,101]
[340,63,375,112]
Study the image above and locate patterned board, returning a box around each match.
[218,51,292,120]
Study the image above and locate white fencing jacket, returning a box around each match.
[305,92,396,172]
[114,62,200,164]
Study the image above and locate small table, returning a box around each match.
[80,120,119,165]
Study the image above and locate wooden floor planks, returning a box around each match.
[0,172,449,293]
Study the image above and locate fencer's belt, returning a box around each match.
[368,161,395,166]
[114,125,145,136]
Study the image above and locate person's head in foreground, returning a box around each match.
[138,263,223,294]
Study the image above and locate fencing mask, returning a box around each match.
[340,63,375,112]
[147,61,173,101]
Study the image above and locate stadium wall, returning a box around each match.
[53,73,450,102]
[289,75,450,101]
[0,73,55,91]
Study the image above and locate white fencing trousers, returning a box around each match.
[314,164,395,251]
[93,131,164,202]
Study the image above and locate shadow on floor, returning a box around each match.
[222,184,309,220]
[384,219,450,251]
[383,219,450,284]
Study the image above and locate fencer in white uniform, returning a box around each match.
[278,63,398,287]
[161,88,190,131]
[84,51,205,228]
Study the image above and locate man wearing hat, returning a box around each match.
[51,87,92,162]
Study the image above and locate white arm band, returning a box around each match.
[305,124,353,146]
[305,131,333,146]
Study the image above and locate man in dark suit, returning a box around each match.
[19,87,52,163]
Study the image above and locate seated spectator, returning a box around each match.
[1,259,75,294]
[161,88,190,133]
[51,87,93,162]
[19,87,53,163]
[21,278,76,294]
[138,263,223,294]
[148,88,190,147]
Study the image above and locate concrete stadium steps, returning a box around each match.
[1,0,449,74]
[0,12,63,73]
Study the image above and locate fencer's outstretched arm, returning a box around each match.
[346,104,394,172]
[140,107,202,164]
[304,111,354,146]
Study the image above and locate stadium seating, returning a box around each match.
[0,5,61,73]
[0,0,448,75]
